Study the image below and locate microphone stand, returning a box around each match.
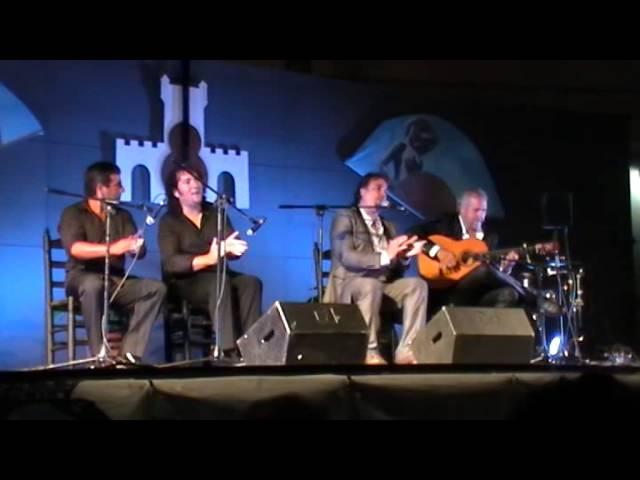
[279,205,332,302]
[99,201,113,366]
[214,192,227,361]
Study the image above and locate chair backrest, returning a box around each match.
[312,242,332,302]
[43,228,68,306]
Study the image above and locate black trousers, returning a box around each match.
[66,271,167,357]
[171,270,263,351]
[428,264,530,316]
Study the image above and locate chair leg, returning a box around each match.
[46,305,53,366]
[163,306,172,362]
[182,301,190,360]
[68,297,75,362]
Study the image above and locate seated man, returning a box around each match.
[323,172,428,365]
[409,188,560,316]
[58,161,167,365]
[158,165,263,362]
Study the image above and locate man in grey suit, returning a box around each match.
[323,172,428,365]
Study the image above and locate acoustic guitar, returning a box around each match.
[417,235,558,288]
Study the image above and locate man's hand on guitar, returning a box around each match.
[436,248,458,270]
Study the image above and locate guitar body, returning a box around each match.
[417,235,489,288]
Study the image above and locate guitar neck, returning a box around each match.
[476,244,536,262]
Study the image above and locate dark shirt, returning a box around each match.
[158,202,234,281]
[58,200,143,276]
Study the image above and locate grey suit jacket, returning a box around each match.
[323,207,406,303]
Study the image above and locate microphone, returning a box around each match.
[380,199,407,213]
[246,217,266,236]
[144,198,167,226]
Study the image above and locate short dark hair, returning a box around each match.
[352,172,390,205]
[84,162,120,197]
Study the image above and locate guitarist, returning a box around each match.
[408,189,559,316]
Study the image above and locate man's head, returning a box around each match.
[458,189,488,232]
[165,164,207,212]
[84,162,123,201]
[354,172,390,209]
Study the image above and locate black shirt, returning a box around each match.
[158,202,234,280]
[58,200,143,276]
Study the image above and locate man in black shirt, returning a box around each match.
[158,166,262,360]
[58,162,166,363]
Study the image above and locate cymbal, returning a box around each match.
[519,258,581,270]
[545,260,567,268]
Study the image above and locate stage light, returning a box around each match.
[549,335,562,356]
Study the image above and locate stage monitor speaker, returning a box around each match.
[237,302,368,365]
[411,306,535,364]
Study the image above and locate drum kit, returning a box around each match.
[518,247,586,364]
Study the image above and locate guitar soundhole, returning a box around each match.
[464,251,478,265]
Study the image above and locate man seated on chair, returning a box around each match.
[323,172,428,365]
[157,165,262,362]
[408,188,560,316]
[58,161,167,365]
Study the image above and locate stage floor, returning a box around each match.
[2,362,640,419]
